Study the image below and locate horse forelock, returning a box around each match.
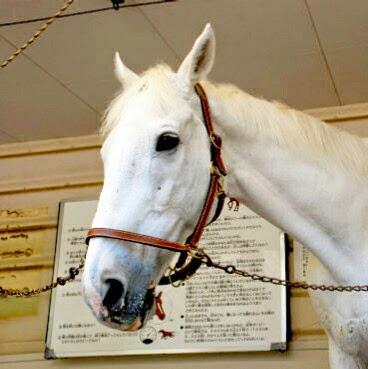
[101,64,180,139]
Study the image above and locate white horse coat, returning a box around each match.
[83,25,368,368]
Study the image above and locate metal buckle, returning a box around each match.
[217,177,225,196]
[210,162,225,195]
[210,133,221,149]
[210,161,222,176]
[187,246,203,259]
[167,267,185,288]
[165,247,202,288]
[210,161,216,175]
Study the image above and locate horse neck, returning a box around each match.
[203,81,368,283]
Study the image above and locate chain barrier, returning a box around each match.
[1,247,368,297]
[0,258,84,297]
[192,248,368,292]
[1,0,74,69]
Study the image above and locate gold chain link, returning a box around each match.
[1,247,368,297]
[193,249,368,292]
[0,258,84,297]
[1,0,75,69]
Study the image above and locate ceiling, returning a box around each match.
[0,0,367,143]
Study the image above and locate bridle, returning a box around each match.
[86,83,227,285]
[2,84,368,298]
[83,84,368,293]
[83,84,368,294]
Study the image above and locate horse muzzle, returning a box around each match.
[101,282,156,331]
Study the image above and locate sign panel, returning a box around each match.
[46,199,287,358]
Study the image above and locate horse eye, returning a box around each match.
[156,133,180,152]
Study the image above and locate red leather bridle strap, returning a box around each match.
[86,228,191,253]
[194,83,227,176]
[184,172,220,246]
[85,172,221,252]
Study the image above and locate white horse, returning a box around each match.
[82,24,368,368]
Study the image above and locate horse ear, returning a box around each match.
[177,23,215,86]
[114,52,139,88]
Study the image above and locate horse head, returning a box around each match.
[82,24,220,331]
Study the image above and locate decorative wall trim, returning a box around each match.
[0,215,56,233]
[306,102,368,122]
[0,102,367,159]
[0,174,102,196]
[0,135,101,159]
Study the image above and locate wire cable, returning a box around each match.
[0,0,176,28]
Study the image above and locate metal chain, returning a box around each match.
[1,0,74,69]
[0,258,84,297]
[2,246,368,297]
[191,248,368,292]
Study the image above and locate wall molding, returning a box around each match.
[0,215,56,233]
[0,135,102,159]
[306,102,368,122]
[0,102,367,159]
[0,173,102,196]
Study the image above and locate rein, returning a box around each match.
[1,84,368,297]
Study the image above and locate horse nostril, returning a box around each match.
[103,278,124,312]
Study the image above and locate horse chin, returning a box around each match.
[125,316,143,331]
[103,316,143,332]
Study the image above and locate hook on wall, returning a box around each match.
[111,0,125,10]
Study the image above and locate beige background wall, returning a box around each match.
[0,104,367,368]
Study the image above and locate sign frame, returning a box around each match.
[45,198,289,359]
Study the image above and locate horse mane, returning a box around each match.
[101,63,368,178]
[201,80,368,178]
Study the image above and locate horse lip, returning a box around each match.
[107,286,155,330]
[125,316,142,331]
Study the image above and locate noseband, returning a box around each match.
[86,83,227,285]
